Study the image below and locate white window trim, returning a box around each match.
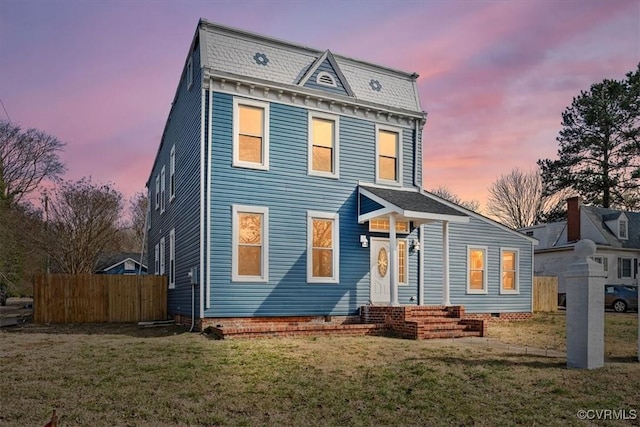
[592,256,609,272]
[170,145,176,202]
[169,229,175,289]
[186,56,193,90]
[160,166,166,213]
[159,237,165,276]
[155,175,160,210]
[499,247,519,295]
[308,111,340,179]
[154,244,159,275]
[316,71,337,88]
[307,210,340,284]
[619,219,628,240]
[375,124,403,186]
[147,189,151,230]
[467,245,488,295]
[232,97,270,170]
[232,205,269,282]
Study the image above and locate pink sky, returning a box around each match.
[1,0,638,212]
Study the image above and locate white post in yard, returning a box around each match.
[442,221,451,306]
[565,239,605,370]
[389,214,398,306]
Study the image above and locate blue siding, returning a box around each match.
[207,93,420,317]
[422,216,533,313]
[149,44,203,316]
[360,193,385,215]
[303,59,350,97]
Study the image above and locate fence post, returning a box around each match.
[565,239,605,370]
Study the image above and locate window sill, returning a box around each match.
[232,161,269,171]
[308,171,339,180]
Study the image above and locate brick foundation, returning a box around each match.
[463,312,533,322]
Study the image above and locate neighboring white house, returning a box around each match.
[520,197,639,294]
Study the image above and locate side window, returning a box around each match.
[169,229,175,289]
[376,125,402,185]
[233,98,269,170]
[154,244,159,275]
[308,112,339,178]
[500,248,519,294]
[307,211,339,283]
[155,175,160,210]
[232,205,269,282]
[467,246,488,294]
[160,167,166,213]
[170,145,176,201]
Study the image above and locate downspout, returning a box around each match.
[413,118,420,188]
[190,280,196,332]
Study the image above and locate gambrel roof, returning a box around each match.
[198,19,423,114]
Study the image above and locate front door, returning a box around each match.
[370,238,391,304]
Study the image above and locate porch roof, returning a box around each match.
[358,185,469,224]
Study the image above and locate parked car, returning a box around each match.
[557,285,638,312]
[605,285,638,313]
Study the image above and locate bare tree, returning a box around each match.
[40,178,123,273]
[0,120,65,206]
[429,186,481,212]
[487,168,569,229]
[129,190,148,250]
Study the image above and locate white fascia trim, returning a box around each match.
[199,85,206,318]
[308,111,340,179]
[231,204,269,283]
[466,245,489,295]
[307,210,340,284]
[499,247,520,295]
[375,123,403,187]
[232,96,270,171]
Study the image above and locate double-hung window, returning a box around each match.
[169,229,175,289]
[170,145,175,201]
[159,237,165,275]
[307,211,339,283]
[618,257,633,279]
[467,246,488,294]
[160,167,166,213]
[500,248,519,294]
[376,125,402,185]
[233,98,269,170]
[155,175,160,210]
[308,112,339,178]
[232,205,269,282]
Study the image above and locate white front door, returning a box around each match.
[370,238,391,304]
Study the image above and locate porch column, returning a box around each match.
[442,220,451,306]
[389,214,398,306]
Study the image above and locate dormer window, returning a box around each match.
[316,72,337,88]
[619,219,628,239]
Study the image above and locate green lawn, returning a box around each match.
[0,313,638,426]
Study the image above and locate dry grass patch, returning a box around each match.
[0,316,638,426]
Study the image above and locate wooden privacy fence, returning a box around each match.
[533,276,558,312]
[34,274,167,323]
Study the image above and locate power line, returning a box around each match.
[0,97,12,123]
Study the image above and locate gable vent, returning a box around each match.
[316,72,337,87]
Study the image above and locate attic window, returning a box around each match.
[253,52,269,66]
[369,79,382,92]
[619,219,628,239]
[316,72,337,87]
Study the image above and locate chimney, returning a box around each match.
[567,196,581,242]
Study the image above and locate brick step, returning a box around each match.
[419,330,482,340]
[408,311,454,319]
[419,323,473,332]
[410,317,462,324]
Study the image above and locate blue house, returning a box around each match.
[147,20,537,337]
[94,253,147,275]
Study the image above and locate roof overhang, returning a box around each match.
[358,185,469,225]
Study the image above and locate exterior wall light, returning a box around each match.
[360,235,369,248]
